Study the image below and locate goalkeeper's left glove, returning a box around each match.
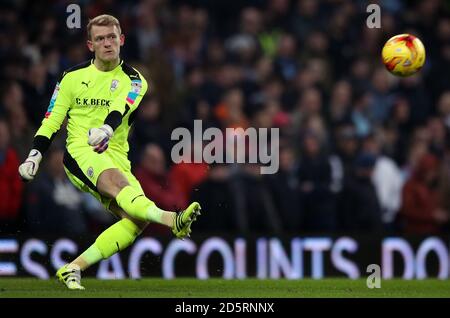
[88,124,113,153]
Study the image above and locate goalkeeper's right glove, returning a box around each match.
[18,149,42,182]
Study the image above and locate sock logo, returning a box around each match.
[131,194,144,203]
[87,167,94,178]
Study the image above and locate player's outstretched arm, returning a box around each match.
[18,71,71,181]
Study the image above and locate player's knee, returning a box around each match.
[115,178,129,190]
[97,169,130,198]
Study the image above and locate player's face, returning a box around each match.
[87,25,124,62]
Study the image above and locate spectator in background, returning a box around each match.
[128,96,171,164]
[305,57,333,92]
[169,145,209,205]
[333,122,359,180]
[265,0,291,32]
[437,91,450,130]
[348,56,373,93]
[191,163,239,233]
[384,97,414,165]
[214,88,249,129]
[25,148,88,236]
[231,163,282,235]
[7,103,35,161]
[132,0,162,62]
[397,75,431,126]
[327,80,353,128]
[400,153,449,234]
[297,130,337,232]
[291,86,323,141]
[273,33,299,82]
[427,116,447,158]
[290,0,321,44]
[21,62,53,127]
[0,118,23,233]
[327,4,356,79]
[0,81,25,116]
[402,127,431,181]
[369,67,396,124]
[134,143,187,212]
[437,140,450,233]
[362,134,404,231]
[226,7,263,65]
[266,143,302,233]
[351,90,373,138]
[338,152,382,232]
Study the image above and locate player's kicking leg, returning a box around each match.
[97,168,202,239]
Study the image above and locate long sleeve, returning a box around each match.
[33,73,72,153]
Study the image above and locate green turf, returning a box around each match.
[0,278,449,298]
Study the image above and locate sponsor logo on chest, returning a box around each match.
[75,98,111,107]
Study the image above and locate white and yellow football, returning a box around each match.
[381,34,426,77]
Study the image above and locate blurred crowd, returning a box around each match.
[1,0,450,237]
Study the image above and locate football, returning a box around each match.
[381,34,426,77]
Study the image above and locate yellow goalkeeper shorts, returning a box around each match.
[62,145,144,211]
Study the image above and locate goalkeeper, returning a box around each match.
[18,14,201,290]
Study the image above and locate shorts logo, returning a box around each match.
[87,167,94,178]
[110,79,119,92]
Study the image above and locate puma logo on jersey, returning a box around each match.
[81,81,90,88]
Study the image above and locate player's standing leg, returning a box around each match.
[56,205,148,290]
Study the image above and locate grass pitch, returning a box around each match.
[0,278,449,298]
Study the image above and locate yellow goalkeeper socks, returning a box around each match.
[115,185,174,225]
[81,218,140,265]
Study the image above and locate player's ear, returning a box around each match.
[119,34,125,46]
[87,40,94,52]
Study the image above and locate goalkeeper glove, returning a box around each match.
[88,124,113,153]
[18,149,42,181]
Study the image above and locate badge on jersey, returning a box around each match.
[87,167,94,179]
[46,82,60,118]
[110,79,119,92]
[126,80,142,105]
[131,80,142,93]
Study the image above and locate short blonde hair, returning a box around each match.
[87,14,121,40]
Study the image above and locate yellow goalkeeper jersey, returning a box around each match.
[36,59,148,155]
